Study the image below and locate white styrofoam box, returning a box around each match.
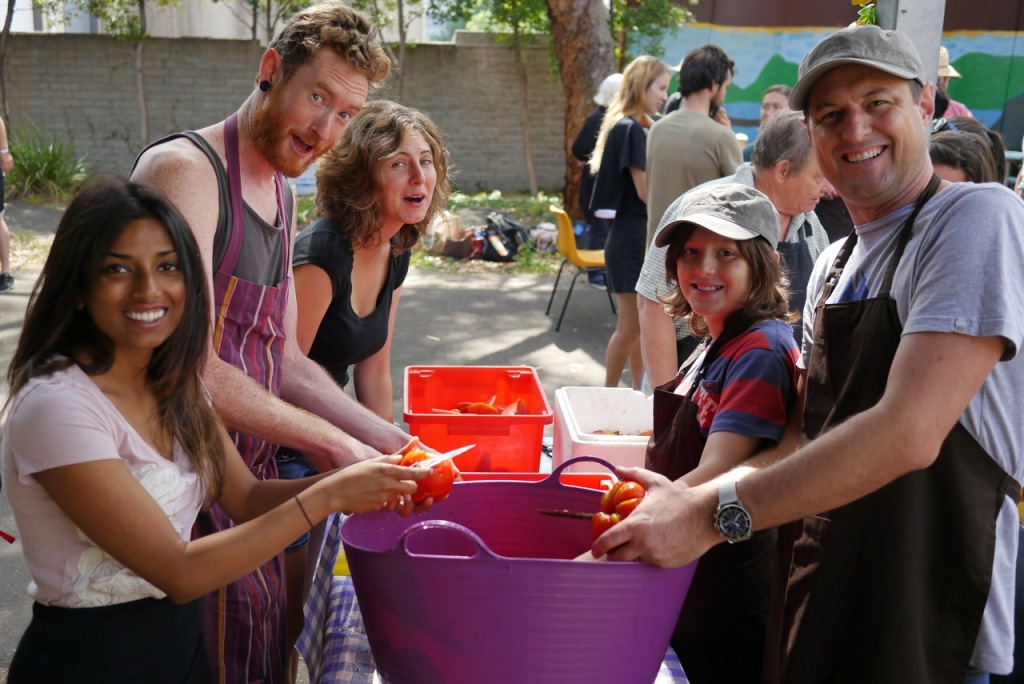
[553,387,654,473]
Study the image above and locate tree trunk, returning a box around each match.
[545,0,615,220]
[511,28,539,197]
[0,0,14,121]
[136,0,149,145]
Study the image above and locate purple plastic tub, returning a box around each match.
[341,456,697,684]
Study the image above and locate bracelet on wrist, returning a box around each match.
[0,149,9,155]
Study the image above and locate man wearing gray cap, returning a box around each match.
[595,24,1024,683]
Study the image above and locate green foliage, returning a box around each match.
[6,121,92,203]
[851,0,877,26]
[447,189,558,224]
[613,0,694,61]
[296,194,317,230]
[428,0,548,39]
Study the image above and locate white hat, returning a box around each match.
[938,46,962,79]
[594,73,623,107]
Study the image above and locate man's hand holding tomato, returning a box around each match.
[590,467,723,568]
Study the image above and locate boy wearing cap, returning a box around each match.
[595,24,1024,683]
[646,183,799,684]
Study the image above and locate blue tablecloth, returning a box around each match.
[297,514,689,684]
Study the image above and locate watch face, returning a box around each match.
[717,504,751,541]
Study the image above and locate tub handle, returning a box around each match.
[395,519,502,560]
[535,455,619,489]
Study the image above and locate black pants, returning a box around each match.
[10,597,211,684]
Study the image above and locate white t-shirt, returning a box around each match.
[801,181,1024,674]
[2,364,204,607]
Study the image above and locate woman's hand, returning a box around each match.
[324,454,429,515]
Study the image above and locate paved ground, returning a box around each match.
[0,197,623,676]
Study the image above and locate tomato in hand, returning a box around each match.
[399,448,459,504]
[592,512,621,539]
[592,480,646,540]
[600,480,646,515]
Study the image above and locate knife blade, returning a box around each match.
[416,443,475,469]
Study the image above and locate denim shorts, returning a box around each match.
[275,449,319,553]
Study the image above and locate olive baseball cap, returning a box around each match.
[655,183,780,250]
[789,25,926,112]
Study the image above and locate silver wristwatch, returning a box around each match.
[713,480,753,543]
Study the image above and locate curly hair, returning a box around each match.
[6,174,227,500]
[315,100,451,253]
[660,223,796,337]
[269,2,391,88]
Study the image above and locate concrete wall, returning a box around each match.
[4,30,567,193]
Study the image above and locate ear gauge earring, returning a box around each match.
[259,80,271,92]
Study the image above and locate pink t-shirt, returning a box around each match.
[2,364,204,607]
[945,99,973,118]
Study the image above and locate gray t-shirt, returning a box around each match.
[802,181,1024,674]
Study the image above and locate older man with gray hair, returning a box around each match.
[637,108,834,390]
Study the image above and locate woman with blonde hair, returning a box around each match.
[589,55,671,389]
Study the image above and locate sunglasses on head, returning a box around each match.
[931,118,959,135]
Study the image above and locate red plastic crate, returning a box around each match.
[403,366,553,472]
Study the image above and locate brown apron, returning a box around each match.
[774,176,1021,683]
[647,319,777,684]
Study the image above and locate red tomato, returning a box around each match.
[614,497,643,519]
[400,448,459,504]
[601,480,646,515]
[592,512,620,539]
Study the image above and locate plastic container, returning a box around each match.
[458,470,616,491]
[342,456,697,684]
[553,387,653,472]
[404,366,554,472]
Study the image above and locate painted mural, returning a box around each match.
[659,24,1024,153]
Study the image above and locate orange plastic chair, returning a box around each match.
[545,205,616,331]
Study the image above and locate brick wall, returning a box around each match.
[8,31,567,193]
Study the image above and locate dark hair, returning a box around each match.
[679,44,735,97]
[752,109,812,174]
[6,174,226,499]
[660,224,795,337]
[933,88,950,119]
[315,100,451,253]
[269,2,391,88]
[929,130,1000,184]
[943,116,1007,181]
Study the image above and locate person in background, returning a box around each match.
[2,175,426,684]
[596,25,1024,682]
[279,100,450,649]
[934,115,1008,184]
[589,55,671,390]
[572,72,623,286]
[130,4,413,682]
[938,45,973,118]
[638,109,833,390]
[742,84,792,161]
[573,72,623,226]
[646,183,800,683]
[930,130,1000,184]
[0,116,14,293]
[646,44,740,249]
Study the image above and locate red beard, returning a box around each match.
[249,90,331,178]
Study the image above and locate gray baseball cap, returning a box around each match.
[789,25,926,112]
[655,183,780,250]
